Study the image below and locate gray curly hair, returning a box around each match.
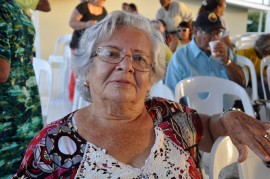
[255,33,270,57]
[72,10,166,102]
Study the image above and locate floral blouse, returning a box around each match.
[13,98,203,178]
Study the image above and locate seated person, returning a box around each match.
[235,34,270,99]
[14,11,270,179]
[176,20,193,49]
[165,12,245,94]
[150,19,173,66]
[167,20,193,53]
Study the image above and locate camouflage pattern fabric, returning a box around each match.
[0,0,43,177]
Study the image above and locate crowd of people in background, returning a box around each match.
[1,0,270,178]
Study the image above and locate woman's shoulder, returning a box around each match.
[14,111,86,178]
[32,112,79,145]
[76,1,88,12]
[145,97,198,117]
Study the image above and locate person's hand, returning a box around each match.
[222,111,270,163]
[86,20,97,28]
[210,40,228,64]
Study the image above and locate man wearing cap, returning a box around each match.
[165,12,245,95]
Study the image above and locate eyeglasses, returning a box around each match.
[91,46,154,72]
[203,30,225,39]
[178,28,189,32]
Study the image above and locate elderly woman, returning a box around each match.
[14,11,270,178]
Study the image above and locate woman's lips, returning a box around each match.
[111,80,134,87]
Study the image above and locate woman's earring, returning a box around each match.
[146,91,150,98]
[84,81,89,88]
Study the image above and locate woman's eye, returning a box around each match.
[105,51,120,58]
[133,54,145,61]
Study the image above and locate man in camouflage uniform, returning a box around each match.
[0,0,43,177]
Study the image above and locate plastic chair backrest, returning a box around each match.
[260,56,270,100]
[174,76,255,179]
[150,80,175,101]
[238,149,270,179]
[209,136,239,179]
[174,76,254,116]
[53,34,72,56]
[267,64,270,92]
[236,55,258,101]
[33,58,53,119]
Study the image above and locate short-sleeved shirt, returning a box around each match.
[15,0,40,16]
[14,98,203,178]
[156,1,193,32]
[69,2,107,49]
[0,0,43,176]
[165,38,238,92]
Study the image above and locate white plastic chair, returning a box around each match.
[52,34,72,56]
[174,76,254,116]
[259,56,270,120]
[33,57,53,122]
[150,80,175,101]
[209,136,239,179]
[49,34,72,95]
[236,55,258,102]
[260,56,270,101]
[174,76,255,179]
[238,149,270,179]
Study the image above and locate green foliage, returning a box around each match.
[247,11,266,32]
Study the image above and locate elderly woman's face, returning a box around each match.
[87,27,152,103]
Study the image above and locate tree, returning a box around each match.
[247,11,266,32]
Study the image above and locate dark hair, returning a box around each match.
[158,19,166,28]
[198,0,223,15]
[178,21,192,40]
[129,3,138,12]
[255,34,270,57]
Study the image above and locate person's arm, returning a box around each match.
[199,111,270,162]
[223,35,234,50]
[69,8,96,30]
[214,42,246,86]
[178,2,193,21]
[36,0,51,12]
[224,51,246,87]
[0,58,11,83]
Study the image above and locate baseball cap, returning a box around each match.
[194,12,225,32]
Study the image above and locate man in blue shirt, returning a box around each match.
[165,12,245,93]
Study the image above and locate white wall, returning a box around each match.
[37,0,248,60]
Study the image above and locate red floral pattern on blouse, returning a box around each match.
[13,97,203,178]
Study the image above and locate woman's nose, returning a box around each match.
[116,55,135,73]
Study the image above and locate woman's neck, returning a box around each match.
[88,100,148,125]
[88,2,103,15]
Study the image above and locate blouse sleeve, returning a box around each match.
[145,97,203,166]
